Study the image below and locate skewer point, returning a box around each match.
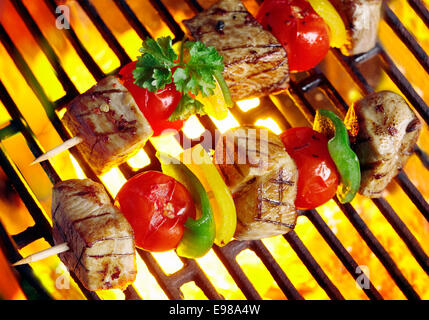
[12,242,70,266]
[30,136,83,165]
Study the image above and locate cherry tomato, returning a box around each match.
[115,171,196,252]
[119,61,184,136]
[280,127,339,210]
[256,0,330,72]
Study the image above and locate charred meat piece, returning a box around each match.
[215,126,298,240]
[330,0,382,55]
[52,179,137,291]
[352,91,421,198]
[62,76,153,175]
[183,0,289,101]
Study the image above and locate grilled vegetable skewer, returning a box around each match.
[15,90,421,276]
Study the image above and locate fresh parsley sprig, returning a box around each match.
[132,36,232,121]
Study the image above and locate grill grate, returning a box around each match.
[0,0,428,300]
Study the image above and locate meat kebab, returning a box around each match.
[351,91,421,198]
[214,126,298,240]
[33,76,153,175]
[183,0,290,101]
[329,0,383,55]
[52,179,137,291]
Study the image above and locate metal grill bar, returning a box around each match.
[0,22,101,184]
[283,231,344,300]
[9,0,78,97]
[383,2,429,73]
[0,221,51,300]
[213,241,262,300]
[304,209,383,300]
[335,199,421,300]
[408,0,429,29]
[0,81,60,185]
[0,142,53,247]
[78,0,131,66]
[43,0,104,82]
[249,240,304,300]
[149,0,184,40]
[113,0,152,40]
[371,198,429,274]
[0,0,427,301]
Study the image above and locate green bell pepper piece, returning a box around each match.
[214,70,233,108]
[313,109,361,203]
[158,152,215,259]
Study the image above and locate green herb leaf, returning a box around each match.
[133,36,232,121]
[133,36,177,91]
[179,41,225,97]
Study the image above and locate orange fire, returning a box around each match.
[0,0,428,300]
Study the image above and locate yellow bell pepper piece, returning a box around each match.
[195,78,229,121]
[181,144,236,246]
[172,41,182,55]
[308,0,347,48]
[173,41,229,121]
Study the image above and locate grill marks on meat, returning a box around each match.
[351,91,421,198]
[255,169,296,229]
[215,126,298,240]
[329,0,382,55]
[62,76,153,175]
[183,0,289,101]
[52,179,136,291]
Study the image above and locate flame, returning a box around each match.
[182,115,206,140]
[152,251,184,275]
[127,148,151,170]
[254,118,282,134]
[237,98,260,112]
[99,167,127,198]
[69,154,86,179]
[0,0,427,301]
[209,111,240,134]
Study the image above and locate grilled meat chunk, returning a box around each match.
[62,76,153,175]
[52,179,137,291]
[352,91,421,198]
[183,0,289,101]
[215,126,298,240]
[330,0,382,55]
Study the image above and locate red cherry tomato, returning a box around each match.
[280,127,339,210]
[115,171,196,252]
[119,61,184,136]
[256,0,330,72]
